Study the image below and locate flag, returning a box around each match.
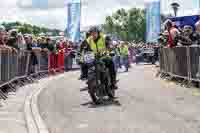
[66,0,81,43]
[146,0,161,43]
[193,0,200,9]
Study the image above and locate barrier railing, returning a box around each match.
[0,47,77,99]
[159,46,200,82]
[0,48,68,88]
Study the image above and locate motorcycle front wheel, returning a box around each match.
[104,69,115,99]
[88,78,98,104]
[107,88,115,99]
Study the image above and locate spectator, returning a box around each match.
[32,39,40,48]
[63,40,71,71]
[47,38,57,74]
[0,26,6,46]
[39,37,48,52]
[25,35,33,51]
[164,19,179,47]
[0,26,13,51]
[7,29,19,51]
[195,20,200,33]
[193,20,200,45]
[66,41,73,70]
[46,38,56,52]
[158,32,168,46]
[4,31,9,46]
[17,33,26,50]
[25,35,39,74]
[175,25,194,46]
[55,40,65,72]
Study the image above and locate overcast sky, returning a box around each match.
[0,0,196,30]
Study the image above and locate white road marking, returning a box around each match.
[77,123,88,128]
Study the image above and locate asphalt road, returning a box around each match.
[38,65,200,133]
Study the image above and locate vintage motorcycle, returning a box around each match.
[83,52,116,104]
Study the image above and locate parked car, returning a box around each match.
[135,48,156,64]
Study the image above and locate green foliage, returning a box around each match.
[103,8,146,42]
[1,21,62,36]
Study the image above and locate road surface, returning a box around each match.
[38,65,200,133]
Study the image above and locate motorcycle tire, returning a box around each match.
[107,88,115,99]
[88,78,98,104]
[104,69,115,99]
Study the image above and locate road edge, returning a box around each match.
[24,74,64,133]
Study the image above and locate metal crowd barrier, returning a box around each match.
[0,48,73,100]
[159,46,200,82]
[38,51,49,73]
[0,47,76,90]
[0,49,49,88]
[17,51,30,78]
[0,49,10,83]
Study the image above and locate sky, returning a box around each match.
[0,0,197,30]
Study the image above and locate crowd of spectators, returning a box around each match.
[0,25,76,72]
[158,19,200,47]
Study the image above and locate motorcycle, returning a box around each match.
[83,52,116,104]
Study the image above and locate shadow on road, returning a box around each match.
[81,99,121,108]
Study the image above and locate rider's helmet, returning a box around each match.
[89,26,100,34]
[89,26,100,41]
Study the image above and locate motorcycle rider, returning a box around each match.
[79,32,92,80]
[87,27,117,89]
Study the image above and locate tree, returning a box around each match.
[1,21,62,36]
[171,2,180,17]
[103,8,146,41]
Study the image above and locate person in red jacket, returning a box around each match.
[164,20,179,48]
[56,40,65,72]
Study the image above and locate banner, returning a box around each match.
[146,0,161,43]
[193,0,200,8]
[169,15,200,29]
[66,0,81,43]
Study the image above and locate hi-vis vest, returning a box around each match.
[87,33,106,53]
[120,45,129,56]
